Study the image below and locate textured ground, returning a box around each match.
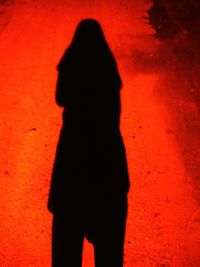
[0,0,200,266]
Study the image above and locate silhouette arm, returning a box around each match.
[55,71,68,107]
[107,59,122,90]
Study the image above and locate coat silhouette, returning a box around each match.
[47,18,130,267]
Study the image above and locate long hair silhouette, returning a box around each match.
[58,19,117,67]
[48,18,129,267]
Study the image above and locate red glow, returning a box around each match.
[0,1,200,266]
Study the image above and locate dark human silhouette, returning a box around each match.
[47,18,130,267]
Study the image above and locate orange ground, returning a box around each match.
[0,0,200,266]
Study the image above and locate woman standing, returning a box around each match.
[48,19,130,267]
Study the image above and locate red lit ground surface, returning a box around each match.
[0,0,200,266]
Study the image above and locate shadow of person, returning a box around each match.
[47,18,130,267]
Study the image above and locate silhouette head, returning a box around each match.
[57,18,121,90]
[58,18,113,67]
[70,19,107,49]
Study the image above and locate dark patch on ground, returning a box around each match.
[0,0,14,33]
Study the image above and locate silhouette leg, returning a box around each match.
[93,193,127,267]
[94,233,125,267]
[51,212,84,267]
